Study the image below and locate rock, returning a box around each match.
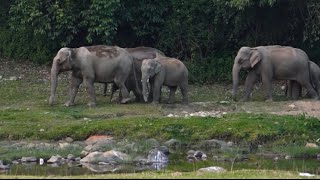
[200,139,231,150]
[164,139,181,150]
[59,142,70,149]
[147,149,168,163]
[198,166,226,173]
[67,154,76,161]
[85,135,113,145]
[288,104,296,108]
[305,143,318,148]
[21,157,37,163]
[65,137,74,143]
[299,172,315,177]
[81,163,123,173]
[0,164,9,170]
[47,155,65,164]
[85,139,115,152]
[133,156,150,165]
[81,150,89,157]
[145,138,160,149]
[80,150,130,164]
[187,150,195,155]
[156,146,170,155]
[9,76,17,81]
[80,152,104,164]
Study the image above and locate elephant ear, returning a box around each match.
[249,49,261,68]
[59,48,72,64]
[154,60,162,74]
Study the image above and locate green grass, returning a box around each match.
[0,170,317,179]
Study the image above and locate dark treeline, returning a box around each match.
[0,0,320,84]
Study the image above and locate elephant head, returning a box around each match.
[49,48,74,105]
[232,47,261,100]
[141,59,162,102]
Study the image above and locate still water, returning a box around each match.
[1,156,319,176]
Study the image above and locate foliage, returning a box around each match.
[1,0,320,83]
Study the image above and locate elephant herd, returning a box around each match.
[48,45,188,107]
[49,45,319,107]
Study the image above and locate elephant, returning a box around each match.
[49,45,136,107]
[105,46,165,102]
[285,60,320,100]
[232,45,319,101]
[141,55,189,104]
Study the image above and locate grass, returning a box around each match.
[0,170,317,179]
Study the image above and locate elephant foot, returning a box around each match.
[120,98,131,104]
[87,102,96,107]
[64,101,75,107]
[49,96,55,105]
[152,101,160,105]
[182,100,189,105]
[265,98,273,102]
[239,98,248,102]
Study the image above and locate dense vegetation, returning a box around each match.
[0,0,320,83]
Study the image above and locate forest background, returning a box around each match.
[0,0,319,84]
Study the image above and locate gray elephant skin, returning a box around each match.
[141,56,189,104]
[49,45,135,107]
[106,46,165,102]
[286,61,320,99]
[232,45,319,101]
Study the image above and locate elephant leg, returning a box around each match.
[167,86,177,104]
[261,75,273,102]
[110,83,119,102]
[152,82,162,104]
[180,81,189,104]
[291,81,301,100]
[65,77,82,107]
[297,78,319,100]
[103,83,108,96]
[83,77,96,107]
[241,71,258,101]
[147,83,154,103]
[286,80,291,98]
[114,78,130,104]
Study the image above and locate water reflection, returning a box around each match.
[1,157,319,176]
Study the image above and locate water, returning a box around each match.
[1,156,319,176]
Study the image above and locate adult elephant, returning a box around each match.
[49,45,135,107]
[106,46,165,102]
[286,61,320,100]
[232,45,319,101]
[141,55,188,104]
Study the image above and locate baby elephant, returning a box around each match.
[141,55,189,104]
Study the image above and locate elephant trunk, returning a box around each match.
[49,61,59,105]
[232,63,240,101]
[142,76,150,102]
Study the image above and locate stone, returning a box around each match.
[65,137,74,143]
[198,166,226,173]
[305,143,318,148]
[80,150,130,164]
[147,149,168,163]
[47,155,65,164]
[21,157,37,163]
[156,146,170,155]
